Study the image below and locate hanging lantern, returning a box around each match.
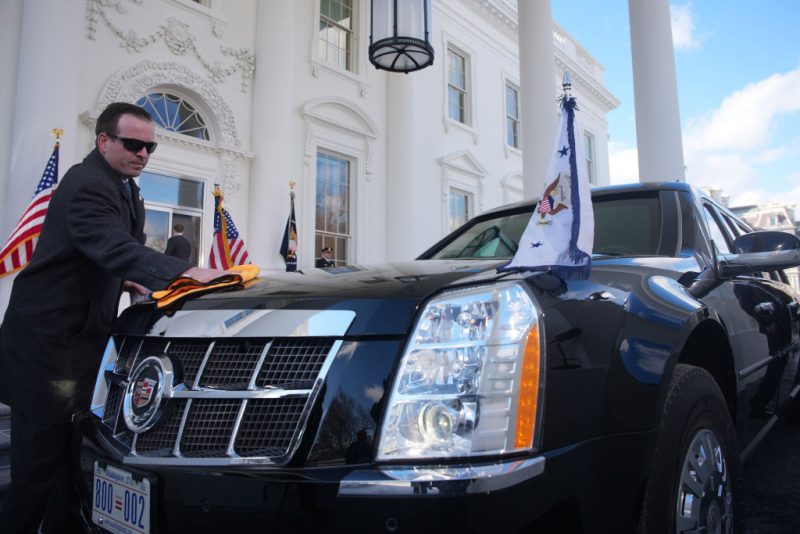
[369,0,434,73]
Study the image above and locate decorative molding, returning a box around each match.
[299,97,378,176]
[438,150,488,216]
[554,57,619,112]
[303,121,315,167]
[92,60,245,151]
[500,173,524,204]
[85,0,255,93]
[220,157,243,201]
[162,0,228,38]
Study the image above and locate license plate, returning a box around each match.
[92,462,151,534]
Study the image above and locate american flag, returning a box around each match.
[538,196,552,215]
[209,185,250,269]
[0,141,60,277]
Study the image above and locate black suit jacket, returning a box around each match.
[0,149,192,423]
[165,234,192,261]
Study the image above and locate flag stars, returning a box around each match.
[558,145,569,157]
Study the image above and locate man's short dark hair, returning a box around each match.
[173,224,184,233]
[95,102,152,137]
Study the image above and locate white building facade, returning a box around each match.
[0,0,618,313]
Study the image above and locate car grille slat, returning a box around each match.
[234,398,308,457]
[256,338,333,389]
[199,340,267,388]
[135,399,188,457]
[101,335,340,465]
[166,340,209,385]
[179,399,241,457]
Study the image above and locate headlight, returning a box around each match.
[377,282,544,461]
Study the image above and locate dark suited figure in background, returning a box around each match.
[0,102,227,533]
[316,246,335,268]
[165,223,192,261]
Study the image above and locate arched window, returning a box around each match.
[136,92,210,141]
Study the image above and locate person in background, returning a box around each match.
[0,102,228,533]
[165,223,192,262]
[316,246,335,268]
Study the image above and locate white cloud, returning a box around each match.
[682,67,800,207]
[684,69,800,152]
[671,3,701,51]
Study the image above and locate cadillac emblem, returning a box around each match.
[123,355,174,433]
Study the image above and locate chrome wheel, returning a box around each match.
[675,428,733,534]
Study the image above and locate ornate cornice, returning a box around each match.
[92,60,244,150]
[85,0,255,92]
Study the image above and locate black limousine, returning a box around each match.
[81,182,800,533]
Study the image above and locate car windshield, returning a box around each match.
[425,194,663,260]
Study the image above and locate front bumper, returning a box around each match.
[81,427,650,533]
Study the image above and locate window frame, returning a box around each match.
[318,0,355,72]
[504,81,521,149]
[315,149,354,267]
[448,187,473,233]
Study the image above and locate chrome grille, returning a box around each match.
[234,398,307,457]
[256,338,332,389]
[135,399,187,457]
[99,335,340,465]
[179,399,240,457]
[167,340,209,385]
[199,340,267,388]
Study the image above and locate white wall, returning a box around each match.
[0,0,618,315]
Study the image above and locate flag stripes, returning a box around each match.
[0,142,59,277]
[209,185,250,270]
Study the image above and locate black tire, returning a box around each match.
[639,364,743,534]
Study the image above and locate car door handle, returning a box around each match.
[754,302,776,315]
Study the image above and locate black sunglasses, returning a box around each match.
[107,134,158,154]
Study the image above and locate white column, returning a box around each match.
[386,73,420,261]
[3,0,84,238]
[0,0,23,239]
[1,0,84,317]
[518,0,557,198]
[248,1,295,269]
[629,0,685,182]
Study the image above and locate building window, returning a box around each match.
[316,151,351,266]
[319,0,353,71]
[505,83,520,149]
[449,188,471,232]
[136,93,210,141]
[138,171,205,266]
[447,47,468,124]
[584,131,596,184]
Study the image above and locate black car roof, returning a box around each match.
[480,180,698,217]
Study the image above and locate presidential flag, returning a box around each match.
[0,140,60,278]
[209,185,250,269]
[499,92,593,279]
[279,190,298,272]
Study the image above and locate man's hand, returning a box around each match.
[181,266,229,284]
[123,280,150,304]
[123,280,149,296]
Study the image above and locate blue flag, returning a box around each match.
[280,191,298,272]
[499,96,593,279]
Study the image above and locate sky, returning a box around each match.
[552,1,800,214]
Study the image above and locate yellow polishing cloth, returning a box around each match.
[152,264,260,309]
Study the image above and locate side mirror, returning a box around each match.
[733,230,800,254]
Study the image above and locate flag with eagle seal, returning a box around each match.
[498,96,593,279]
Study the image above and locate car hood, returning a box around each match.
[119,260,511,337]
[118,256,700,338]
